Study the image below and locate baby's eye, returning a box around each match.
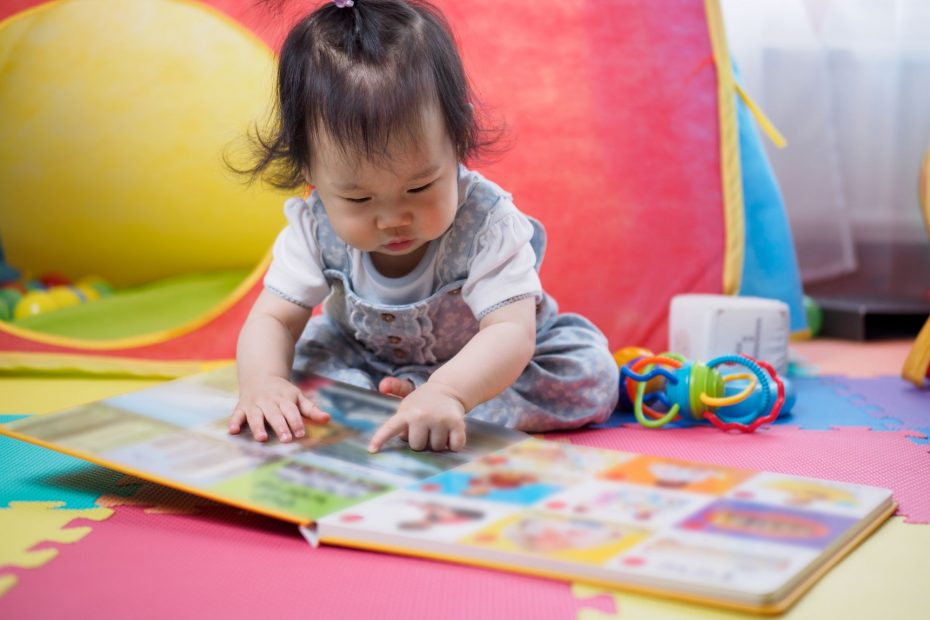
[407,182,433,194]
[342,196,371,203]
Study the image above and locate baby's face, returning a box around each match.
[308,105,459,276]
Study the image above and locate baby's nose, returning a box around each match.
[377,208,413,229]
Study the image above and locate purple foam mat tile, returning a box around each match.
[775,376,900,431]
[826,376,930,432]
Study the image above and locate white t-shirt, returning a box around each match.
[264,167,542,319]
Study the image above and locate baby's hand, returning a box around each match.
[368,382,467,453]
[229,375,330,442]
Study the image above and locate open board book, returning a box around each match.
[0,365,895,614]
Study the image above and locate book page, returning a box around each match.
[318,438,894,609]
[2,366,526,523]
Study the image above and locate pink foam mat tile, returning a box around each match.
[545,424,930,523]
[0,504,581,620]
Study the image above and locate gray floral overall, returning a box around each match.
[292,177,619,432]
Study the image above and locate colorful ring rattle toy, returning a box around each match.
[615,348,790,433]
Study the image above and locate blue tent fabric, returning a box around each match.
[734,77,808,332]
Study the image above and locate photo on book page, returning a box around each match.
[315,439,895,613]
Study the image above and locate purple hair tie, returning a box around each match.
[333,0,354,7]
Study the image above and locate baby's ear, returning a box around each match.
[300,168,314,199]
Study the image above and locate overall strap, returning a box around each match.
[309,194,350,272]
[435,193,548,282]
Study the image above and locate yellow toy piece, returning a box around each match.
[13,291,59,320]
[0,501,112,595]
[613,347,654,368]
[613,347,664,393]
[902,148,930,387]
[902,316,930,387]
[45,286,82,310]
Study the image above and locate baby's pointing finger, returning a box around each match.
[368,415,407,453]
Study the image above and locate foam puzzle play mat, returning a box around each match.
[1,0,928,618]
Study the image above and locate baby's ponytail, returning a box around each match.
[331,0,397,62]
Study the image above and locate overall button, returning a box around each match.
[387,335,402,344]
[393,349,408,360]
[448,288,462,295]
[381,313,396,323]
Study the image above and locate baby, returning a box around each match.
[229,0,619,452]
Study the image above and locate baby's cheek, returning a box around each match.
[341,220,378,250]
[433,200,457,235]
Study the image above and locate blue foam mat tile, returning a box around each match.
[776,376,900,431]
[0,415,138,508]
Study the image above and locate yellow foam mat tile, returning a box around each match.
[0,575,17,597]
[0,501,113,594]
[0,376,167,415]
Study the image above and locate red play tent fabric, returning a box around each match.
[0,0,735,367]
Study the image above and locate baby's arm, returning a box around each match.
[368,297,537,452]
[229,289,330,442]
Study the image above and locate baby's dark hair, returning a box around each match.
[236,0,501,190]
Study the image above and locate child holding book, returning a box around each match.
[229,0,619,452]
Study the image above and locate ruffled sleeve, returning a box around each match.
[262,197,330,309]
[462,200,543,320]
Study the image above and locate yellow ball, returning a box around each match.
[46,286,83,308]
[14,291,59,319]
[613,346,654,368]
[614,346,666,393]
[0,0,282,287]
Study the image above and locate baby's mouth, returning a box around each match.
[384,238,414,252]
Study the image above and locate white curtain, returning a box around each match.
[722,0,930,283]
